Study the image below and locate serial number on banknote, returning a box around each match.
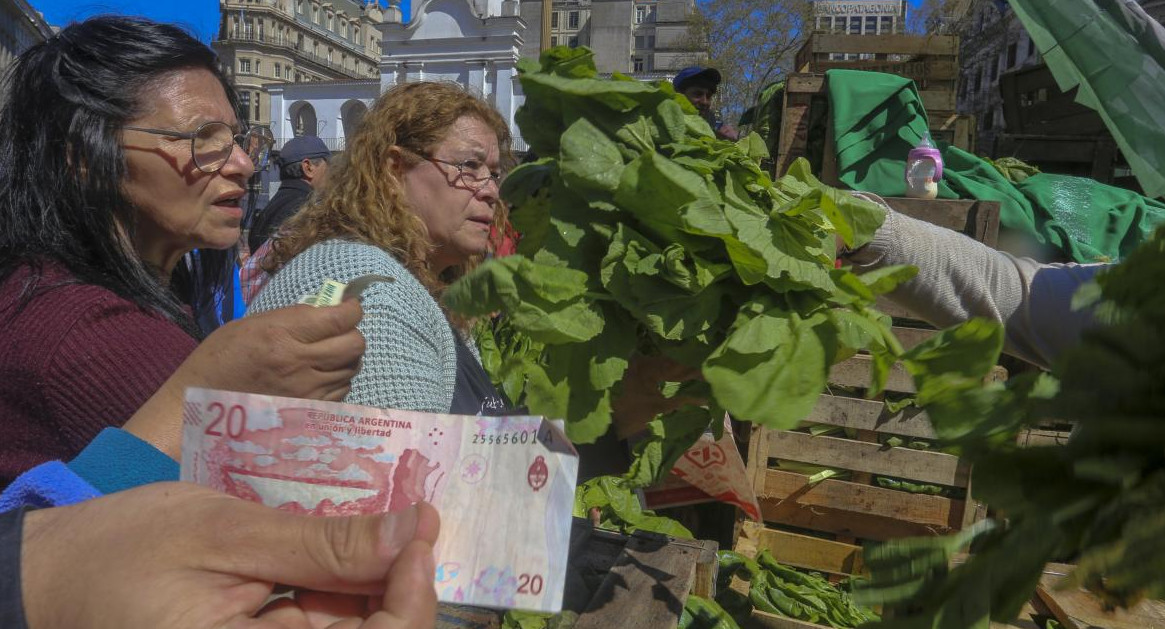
[472,430,541,446]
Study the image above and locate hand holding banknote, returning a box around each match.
[125,301,366,457]
[19,481,440,629]
[183,388,580,613]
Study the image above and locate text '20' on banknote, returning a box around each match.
[180,388,579,613]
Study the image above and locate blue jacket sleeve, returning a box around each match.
[0,428,178,511]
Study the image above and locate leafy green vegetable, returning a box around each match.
[720,549,879,628]
[573,476,693,538]
[449,47,937,445]
[857,226,1165,626]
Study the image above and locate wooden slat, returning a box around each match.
[804,394,937,439]
[891,325,936,350]
[1036,565,1165,629]
[806,33,960,56]
[764,430,970,486]
[575,534,706,629]
[737,521,863,576]
[806,58,960,81]
[758,468,963,529]
[756,499,956,541]
[691,540,719,599]
[828,354,916,392]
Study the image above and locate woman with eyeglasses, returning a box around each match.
[249,81,513,416]
[0,16,367,487]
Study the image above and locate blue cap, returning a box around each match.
[278,135,330,165]
[672,66,721,92]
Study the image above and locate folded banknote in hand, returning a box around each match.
[180,388,579,613]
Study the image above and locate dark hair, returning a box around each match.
[0,15,241,337]
[279,156,326,181]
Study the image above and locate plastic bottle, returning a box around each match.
[904,133,943,200]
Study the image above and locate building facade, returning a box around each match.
[812,0,906,41]
[212,0,389,129]
[517,0,699,75]
[0,0,52,96]
[955,0,1041,152]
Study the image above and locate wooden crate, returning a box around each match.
[775,73,973,179]
[994,133,1119,183]
[998,62,1108,137]
[795,33,959,90]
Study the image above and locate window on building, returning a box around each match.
[341,20,348,38]
[274,63,281,78]
[635,5,646,23]
[816,17,829,30]
[551,11,559,28]
[568,11,579,28]
[647,35,655,48]
[327,12,334,31]
[551,35,558,46]
[633,57,644,72]
[1027,36,1036,58]
[297,33,304,50]
[1006,43,1017,68]
[239,58,251,73]
[865,15,877,33]
[296,0,304,14]
[313,6,319,23]
[635,35,645,48]
[254,92,262,122]
[849,16,861,34]
[647,6,656,22]
[254,60,261,74]
[239,91,251,120]
[568,36,579,48]
[880,15,893,33]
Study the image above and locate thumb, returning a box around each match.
[362,539,438,629]
[219,501,440,595]
[267,300,364,344]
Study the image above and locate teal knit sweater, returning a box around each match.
[248,240,459,413]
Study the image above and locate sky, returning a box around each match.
[29,0,921,43]
[27,0,410,43]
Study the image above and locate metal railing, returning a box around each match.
[218,31,370,79]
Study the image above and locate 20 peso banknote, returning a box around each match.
[180,388,579,613]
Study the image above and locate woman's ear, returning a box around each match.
[386,146,406,177]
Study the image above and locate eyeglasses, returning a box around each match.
[123,121,275,173]
[417,153,502,191]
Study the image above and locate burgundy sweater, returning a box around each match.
[0,263,197,487]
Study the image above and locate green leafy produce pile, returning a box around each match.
[989,156,1040,183]
[446,46,929,451]
[716,550,879,628]
[856,227,1165,627]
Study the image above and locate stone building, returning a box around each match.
[517,0,699,74]
[812,0,907,61]
[212,0,389,130]
[0,0,52,98]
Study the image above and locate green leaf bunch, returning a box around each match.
[446,47,921,451]
[857,225,1165,627]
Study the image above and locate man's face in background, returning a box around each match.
[680,82,717,117]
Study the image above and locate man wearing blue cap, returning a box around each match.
[672,66,739,141]
[247,135,331,253]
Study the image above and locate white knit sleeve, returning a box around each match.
[247,240,458,413]
[849,207,1105,369]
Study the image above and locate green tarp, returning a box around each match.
[826,69,1165,263]
[1010,0,1165,199]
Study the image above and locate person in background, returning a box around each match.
[250,81,511,417]
[0,16,373,487]
[672,66,740,141]
[247,135,332,254]
[2,481,439,629]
